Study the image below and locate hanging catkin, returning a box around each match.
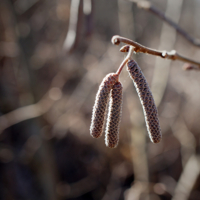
[127,60,162,143]
[105,81,123,148]
[90,73,119,138]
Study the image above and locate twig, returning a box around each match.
[129,0,200,47]
[112,35,200,69]
[116,46,134,75]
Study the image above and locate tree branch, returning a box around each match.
[129,0,200,47]
[112,35,200,69]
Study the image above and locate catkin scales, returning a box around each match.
[127,60,162,143]
[90,73,119,139]
[105,82,123,148]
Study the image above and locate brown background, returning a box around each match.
[0,0,200,200]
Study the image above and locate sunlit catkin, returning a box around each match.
[90,73,119,138]
[127,60,162,143]
[105,82,123,148]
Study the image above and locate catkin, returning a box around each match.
[105,82,123,148]
[127,60,162,143]
[90,73,119,138]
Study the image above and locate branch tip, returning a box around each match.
[111,35,121,45]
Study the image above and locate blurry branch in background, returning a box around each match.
[62,0,93,53]
[56,176,98,198]
[171,118,198,200]
[63,0,83,53]
[150,0,183,107]
[0,72,65,134]
[172,118,196,166]
[129,0,200,48]
[112,35,200,70]
[172,155,200,200]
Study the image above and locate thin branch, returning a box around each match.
[129,0,200,47]
[116,46,134,75]
[112,35,164,57]
[112,35,200,69]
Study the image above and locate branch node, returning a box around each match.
[167,50,177,60]
[134,47,140,53]
[120,45,129,52]
[161,51,167,58]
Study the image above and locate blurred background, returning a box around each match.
[0,0,200,199]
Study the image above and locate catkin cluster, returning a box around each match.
[90,73,123,148]
[127,60,162,143]
[90,73,118,138]
[90,58,161,147]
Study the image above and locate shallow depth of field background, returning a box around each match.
[0,0,200,200]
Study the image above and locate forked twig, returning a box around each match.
[112,35,200,69]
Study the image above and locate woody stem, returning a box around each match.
[112,35,200,69]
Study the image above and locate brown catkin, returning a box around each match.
[105,81,123,148]
[127,60,162,143]
[90,73,119,138]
